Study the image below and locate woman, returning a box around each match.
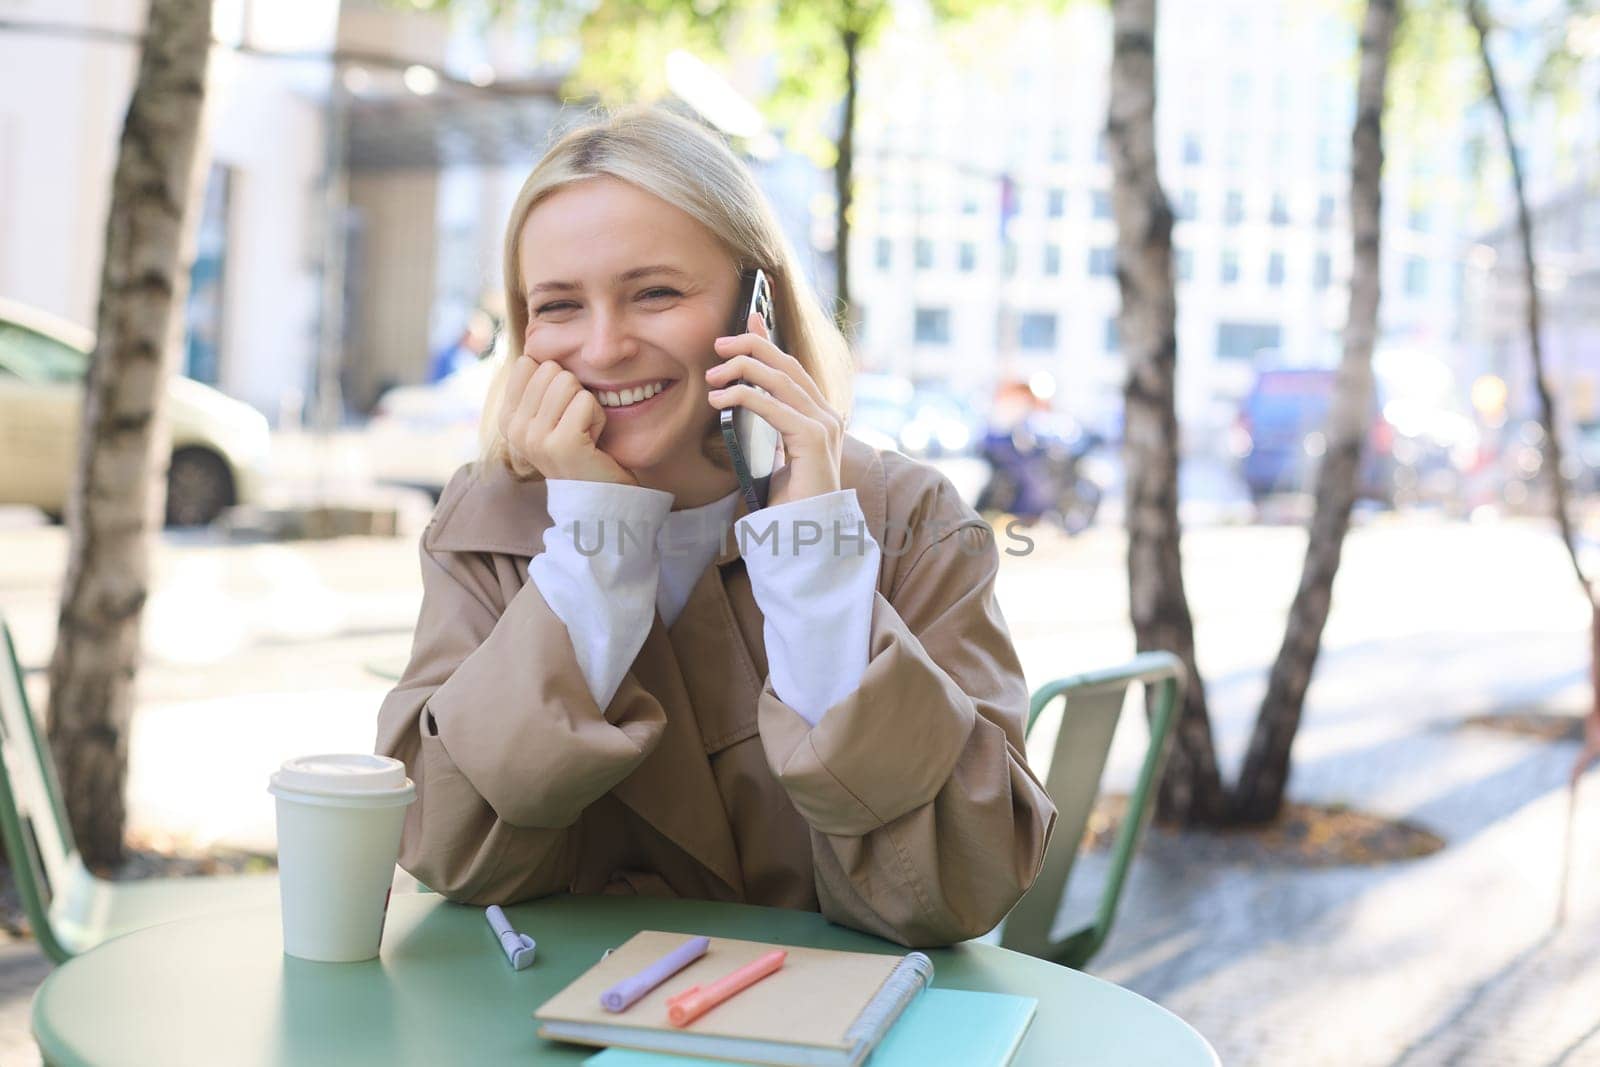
[376,107,1055,949]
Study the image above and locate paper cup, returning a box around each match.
[269,754,416,962]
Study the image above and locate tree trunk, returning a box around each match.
[1465,0,1585,593]
[1107,0,1226,825]
[46,0,214,869]
[1466,1,1600,915]
[834,24,860,338]
[1231,0,1400,823]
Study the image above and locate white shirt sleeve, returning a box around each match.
[526,479,674,710]
[736,488,882,726]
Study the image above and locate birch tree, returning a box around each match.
[47,0,214,867]
[1106,0,1227,822]
[1232,0,1402,821]
[1462,0,1600,917]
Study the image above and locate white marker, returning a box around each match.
[485,905,536,970]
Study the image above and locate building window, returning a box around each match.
[1092,190,1113,219]
[1317,194,1336,228]
[1225,132,1246,168]
[914,307,951,345]
[1003,240,1019,277]
[1216,321,1282,361]
[1268,252,1285,286]
[1176,189,1198,221]
[1221,248,1240,284]
[875,238,892,271]
[915,238,934,271]
[1270,193,1289,225]
[1104,317,1120,353]
[1229,72,1251,107]
[184,164,232,386]
[1405,256,1428,296]
[1182,133,1202,165]
[1051,128,1070,162]
[1409,206,1431,233]
[1096,133,1109,163]
[1319,135,1343,172]
[1314,252,1332,289]
[1044,244,1061,276]
[1089,246,1116,277]
[1047,188,1066,218]
[1270,132,1290,167]
[963,187,980,215]
[1018,312,1058,350]
[958,241,977,273]
[1177,249,1194,282]
[1225,190,1245,225]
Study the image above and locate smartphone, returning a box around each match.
[719,269,785,511]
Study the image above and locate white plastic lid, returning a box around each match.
[269,754,413,799]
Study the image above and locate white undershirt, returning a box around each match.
[527,480,880,723]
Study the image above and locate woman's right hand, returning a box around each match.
[498,357,637,485]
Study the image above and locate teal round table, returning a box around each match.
[32,893,1218,1066]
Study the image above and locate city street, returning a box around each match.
[0,505,1596,1064]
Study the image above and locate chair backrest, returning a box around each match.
[0,615,80,961]
[1000,651,1183,969]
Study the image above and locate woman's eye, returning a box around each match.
[534,301,577,316]
[638,287,681,301]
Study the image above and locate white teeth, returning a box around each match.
[597,381,668,408]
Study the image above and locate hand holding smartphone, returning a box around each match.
[718,269,786,511]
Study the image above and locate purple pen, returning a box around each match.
[600,935,710,1013]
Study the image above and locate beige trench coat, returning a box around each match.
[375,436,1056,948]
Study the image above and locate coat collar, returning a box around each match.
[426,435,889,566]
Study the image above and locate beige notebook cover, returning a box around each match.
[535,930,905,1053]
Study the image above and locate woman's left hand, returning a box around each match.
[706,312,844,509]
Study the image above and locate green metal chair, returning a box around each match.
[997,651,1184,970]
[0,615,282,963]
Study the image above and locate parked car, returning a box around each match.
[364,356,497,499]
[0,299,269,526]
[1233,367,1396,505]
[848,374,983,459]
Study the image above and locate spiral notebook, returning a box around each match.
[534,931,933,1067]
[580,987,1039,1067]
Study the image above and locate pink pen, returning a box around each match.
[665,949,786,1028]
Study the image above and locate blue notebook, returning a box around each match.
[581,987,1037,1067]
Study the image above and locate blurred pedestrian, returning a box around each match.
[427,309,495,383]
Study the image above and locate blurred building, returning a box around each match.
[0,0,580,421]
[0,0,339,423]
[332,0,847,412]
[849,0,1477,443]
[333,1,568,411]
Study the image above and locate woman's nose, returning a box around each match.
[579,309,638,368]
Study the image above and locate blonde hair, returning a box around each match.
[479,106,855,474]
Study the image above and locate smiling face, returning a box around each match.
[516,176,741,498]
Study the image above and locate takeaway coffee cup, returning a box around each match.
[269,754,415,962]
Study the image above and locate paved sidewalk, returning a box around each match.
[1087,715,1600,1066]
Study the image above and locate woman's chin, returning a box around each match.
[597,440,664,476]
[599,420,709,476]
